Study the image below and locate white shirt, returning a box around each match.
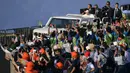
[114,56,125,65]
[86,62,95,73]
[83,14,95,18]
[62,43,71,53]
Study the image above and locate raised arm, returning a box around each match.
[72,24,79,34]
[80,44,85,53]
[0,43,6,53]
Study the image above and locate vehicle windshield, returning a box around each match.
[48,18,80,28]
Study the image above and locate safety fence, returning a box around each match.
[0,26,39,46]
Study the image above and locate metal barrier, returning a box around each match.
[102,17,112,24]
[0,26,39,46]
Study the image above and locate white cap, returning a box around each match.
[53,44,60,50]
[86,46,90,50]
[73,46,79,52]
[53,45,58,50]
[113,42,118,46]
[88,44,95,50]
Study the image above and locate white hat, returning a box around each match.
[53,45,58,50]
[73,46,79,52]
[53,44,61,50]
[113,42,118,46]
[86,46,90,50]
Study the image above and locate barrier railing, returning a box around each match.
[0,26,39,46]
[102,17,112,24]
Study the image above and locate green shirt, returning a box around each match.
[104,33,112,45]
[50,37,56,47]
[79,37,83,44]
[72,37,77,46]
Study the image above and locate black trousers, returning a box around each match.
[116,65,124,73]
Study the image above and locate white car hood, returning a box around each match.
[33,27,66,34]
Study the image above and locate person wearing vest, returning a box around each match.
[113,3,122,21]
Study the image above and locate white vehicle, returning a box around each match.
[121,4,130,19]
[33,14,98,40]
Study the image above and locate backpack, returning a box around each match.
[102,53,116,73]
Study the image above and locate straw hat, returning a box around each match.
[86,46,90,50]
[88,44,95,50]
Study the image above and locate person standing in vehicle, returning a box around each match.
[94,4,102,19]
[102,1,113,18]
[88,4,95,14]
[113,3,122,21]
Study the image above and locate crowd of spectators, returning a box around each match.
[1,1,130,73]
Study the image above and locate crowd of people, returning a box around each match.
[1,1,130,73]
[81,1,123,22]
